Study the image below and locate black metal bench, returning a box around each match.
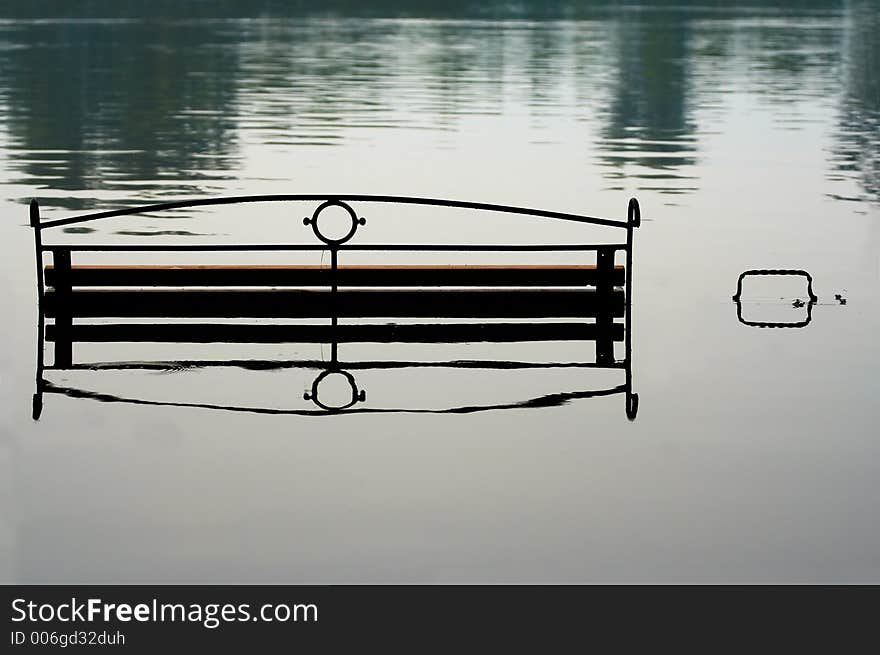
[30,195,641,418]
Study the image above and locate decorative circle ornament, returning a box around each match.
[303,199,365,246]
[303,369,366,411]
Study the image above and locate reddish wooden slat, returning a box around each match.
[44,264,626,288]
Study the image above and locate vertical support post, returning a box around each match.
[52,248,73,368]
[330,246,338,364]
[625,197,640,421]
[31,199,45,419]
[595,246,615,366]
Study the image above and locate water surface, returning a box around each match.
[1,1,878,582]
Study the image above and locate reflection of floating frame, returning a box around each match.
[30,195,641,419]
[732,269,817,328]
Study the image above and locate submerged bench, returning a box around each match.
[30,195,640,418]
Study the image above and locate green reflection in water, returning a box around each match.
[0,1,875,208]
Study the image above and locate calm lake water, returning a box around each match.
[1,1,878,582]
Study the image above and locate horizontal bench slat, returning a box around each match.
[44,264,625,288]
[44,289,625,319]
[46,321,624,344]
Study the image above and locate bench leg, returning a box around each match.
[52,249,72,368]
[595,248,615,365]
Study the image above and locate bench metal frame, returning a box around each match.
[30,194,641,419]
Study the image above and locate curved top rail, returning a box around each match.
[30,194,637,231]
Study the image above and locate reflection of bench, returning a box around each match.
[31,195,641,418]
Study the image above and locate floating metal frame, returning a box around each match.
[732,269,817,328]
[30,194,641,419]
